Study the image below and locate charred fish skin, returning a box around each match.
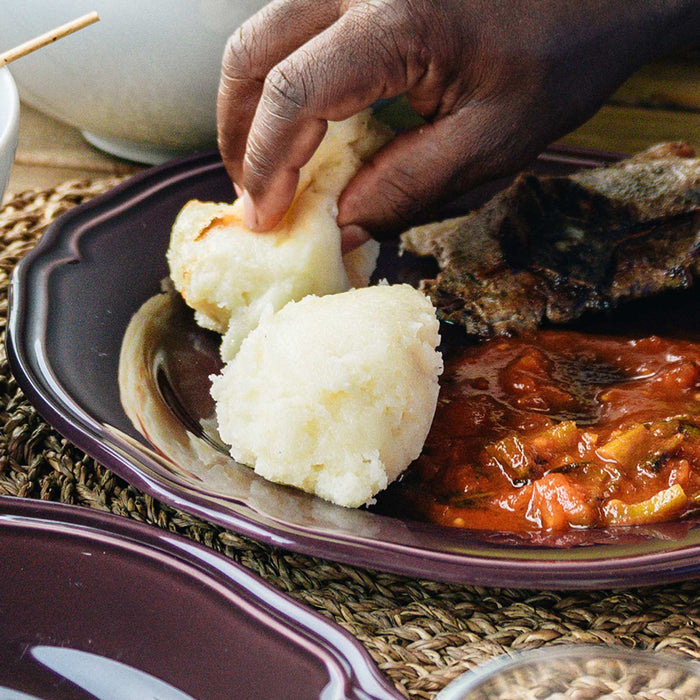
[401,142,700,337]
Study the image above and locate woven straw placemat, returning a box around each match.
[1,179,699,699]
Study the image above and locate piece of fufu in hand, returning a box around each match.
[167,110,392,361]
[210,284,443,508]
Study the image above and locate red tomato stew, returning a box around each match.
[388,331,700,532]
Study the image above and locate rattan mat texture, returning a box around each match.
[1,179,699,700]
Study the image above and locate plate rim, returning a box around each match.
[0,494,402,700]
[7,147,700,590]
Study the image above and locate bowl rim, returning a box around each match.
[0,66,20,165]
[436,645,700,699]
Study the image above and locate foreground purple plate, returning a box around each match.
[7,148,700,589]
[0,495,399,700]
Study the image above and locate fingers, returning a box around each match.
[219,0,460,233]
[337,98,545,240]
[217,0,341,188]
[239,5,427,231]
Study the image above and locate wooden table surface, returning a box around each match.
[6,50,699,197]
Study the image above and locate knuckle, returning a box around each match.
[221,22,268,83]
[262,57,312,117]
[375,169,427,229]
[221,28,252,79]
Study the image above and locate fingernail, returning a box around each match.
[242,190,258,230]
[340,224,370,254]
[233,182,243,198]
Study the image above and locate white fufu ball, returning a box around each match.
[167,110,391,360]
[210,284,443,508]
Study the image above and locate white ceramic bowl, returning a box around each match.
[0,67,20,202]
[0,1,267,164]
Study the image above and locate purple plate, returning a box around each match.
[7,148,700,589]
[0,495,399,700]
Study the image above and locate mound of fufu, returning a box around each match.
[168,110,392,361]
[211,284,443,508]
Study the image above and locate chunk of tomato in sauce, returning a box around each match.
[388,331,700,532]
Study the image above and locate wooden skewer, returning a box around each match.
[0,12,100,68]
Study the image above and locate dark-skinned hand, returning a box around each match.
[217,0,699,250]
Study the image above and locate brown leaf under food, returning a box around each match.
[401,142,700,337]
